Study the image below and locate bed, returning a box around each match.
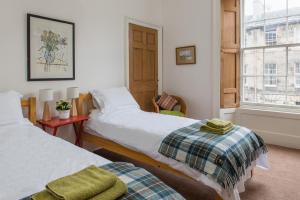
[0,91,185,200]
[78,87,269,200]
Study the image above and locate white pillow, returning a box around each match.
[92,87,140,113]
[91,90,105,110]
[0,91,24,125]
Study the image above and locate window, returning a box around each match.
[242,0,300,106]
[265,31,277,45]
[295,63,300,73]
[295,63,300,88]
[264,64,277,87]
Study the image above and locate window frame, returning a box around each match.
[240,0,300,108]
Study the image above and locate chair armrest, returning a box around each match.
[172,96,187,115]
[152,97,160,113]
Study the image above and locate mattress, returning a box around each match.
[0,120,111,200]
[86,109,269,200]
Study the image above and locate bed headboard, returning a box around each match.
[21,97,37,124]
[78,93,95,115]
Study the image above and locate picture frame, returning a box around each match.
[176,46,196,65]
[27,14,75,81]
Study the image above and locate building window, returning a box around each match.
[295,63,300,88]
[265,31,277,46]
[264,64,277,87]
[242,0,300,106]
[295,63,300,73]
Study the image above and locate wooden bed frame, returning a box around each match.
[21,95,222,200]
[21,97,37,124]
[78,93,222,200]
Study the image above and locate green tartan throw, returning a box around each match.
[101,162,185,200]
[158,121,267,189]
[23,162,184,200]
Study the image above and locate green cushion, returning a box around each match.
[160,110,185,117]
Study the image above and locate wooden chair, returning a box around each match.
[152,95,187,116]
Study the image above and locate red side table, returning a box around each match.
[37,115,89,147]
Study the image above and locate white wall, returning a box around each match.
[0,0,163,97]
[162,0,213,119]
[0,0,163,143]
[236,108,300,149]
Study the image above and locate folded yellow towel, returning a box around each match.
[200,124,234,135]
[31,165,127,200]
[31,191,55,200]
[32,179,127,200]
[207,118,233,129]
[90,179,127,200]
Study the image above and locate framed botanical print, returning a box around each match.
[27,14,75,81]
[176,46,196,65]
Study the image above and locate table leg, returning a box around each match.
[53,127,58,136]
[73,121,84,147]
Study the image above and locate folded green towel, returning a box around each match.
[32,179,127,200]
[31,191,56,200]
[207,118,233,129]
[200,124,234,135]
[90,178,127,200]
[32,165,124,200]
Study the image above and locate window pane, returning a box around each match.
[288,46,300,76]
[288,0,300,16]
[287,75,300,105]
[243,49,263,75]
[264,76,278,87]
[245,21,265,47]
[243,77,256,102]
[256,77,264,103]
[242,0,300,107]
[264,48,287,76]
[265,18,287,45]
[244,0,264,22]
[288,16,300,44]
[286,95,300,105]
[287,75,300,90]
[265,0,287,19]
[263,77,286,104]
[296,63,300,73]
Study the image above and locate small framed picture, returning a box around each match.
[176,46,196,65]
[27,14,75,81]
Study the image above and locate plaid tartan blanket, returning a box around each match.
[158,121,267,189]
[22,162,184,200]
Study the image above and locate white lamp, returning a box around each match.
[39,89,53,121]
[67,87,79,117]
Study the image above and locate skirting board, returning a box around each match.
[254,129,300,150]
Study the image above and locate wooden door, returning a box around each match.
[129,23,158,111]
[220,0,240,108]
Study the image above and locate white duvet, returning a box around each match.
[0,120,110,200]
[87,108,269,200]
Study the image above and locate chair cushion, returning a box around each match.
[160,110,185,117]
[156,92,178,110]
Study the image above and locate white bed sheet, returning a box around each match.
[86,109,269,200]
[0,119,110,200]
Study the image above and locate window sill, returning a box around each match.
[238,104,300,120]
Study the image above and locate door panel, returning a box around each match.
[133,48,143,81]
[221,0,240,108]
[143,50,156,80]
[129,24,158,111]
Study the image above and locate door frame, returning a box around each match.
[211,0,221,117]
[124,17,163,94]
